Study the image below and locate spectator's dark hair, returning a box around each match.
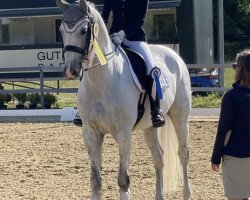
[235,49,250,87]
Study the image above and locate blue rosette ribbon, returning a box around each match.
[151,67,163,100]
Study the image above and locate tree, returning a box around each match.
[223,0,250,41]
[213,0,250,42]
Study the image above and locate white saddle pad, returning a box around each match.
[118,46,170,92]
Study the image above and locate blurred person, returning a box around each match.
[211,49,250,200]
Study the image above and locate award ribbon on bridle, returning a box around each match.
[92,23,107,65]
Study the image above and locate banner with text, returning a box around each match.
[0,48,64,68]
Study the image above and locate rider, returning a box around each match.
[102,0,165,128]
[73,0,165,127]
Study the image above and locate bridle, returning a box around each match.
[62,15,115,72]
[62,16,92,58]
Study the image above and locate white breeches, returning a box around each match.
[123,38,155,74]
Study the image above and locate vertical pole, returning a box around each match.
[40,66,45,109]
[217,0,224,87]
[57,80,59,95]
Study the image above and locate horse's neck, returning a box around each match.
[84,28,116,90]
[84,49,134,101]
[83,15,132,96]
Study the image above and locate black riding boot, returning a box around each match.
[145,75,165,128]
[73,112,83,127]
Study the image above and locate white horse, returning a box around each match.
[56,0,191,199]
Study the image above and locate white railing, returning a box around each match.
[0,66,77,108]
[0,63,232,103]
[187,63,232,92]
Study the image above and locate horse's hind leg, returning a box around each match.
[169,109,191,200]
[143,127,165,200]
[83,131,104,200]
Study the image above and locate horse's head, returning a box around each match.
[56,0,93,79]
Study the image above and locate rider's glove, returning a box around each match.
[110,30,125,47]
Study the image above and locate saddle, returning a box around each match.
[121,44,147,125]
[121,44,147,87]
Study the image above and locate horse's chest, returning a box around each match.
[81,101,113,132]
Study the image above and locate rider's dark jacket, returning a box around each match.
[101,0,148,41]
[211,85,250,164]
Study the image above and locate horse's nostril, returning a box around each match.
[72,70,79,77]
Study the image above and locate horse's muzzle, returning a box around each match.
[63,66,79,80]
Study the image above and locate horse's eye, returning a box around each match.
[80,29,87,35]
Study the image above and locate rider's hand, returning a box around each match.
[110,30,125,47]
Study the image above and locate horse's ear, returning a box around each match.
[55,0,69,11]
[79,0,89,15]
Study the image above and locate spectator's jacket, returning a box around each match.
[211,85,250,164]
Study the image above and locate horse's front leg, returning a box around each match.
[115,130,132,200]
[83,130,104,200]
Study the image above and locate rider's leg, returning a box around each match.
[73,112,82,126]
[123,39,165,127]
[123,39,154,74]
[73,72,83,127]
[144,74,165,127]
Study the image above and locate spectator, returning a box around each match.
[211,49,250,200]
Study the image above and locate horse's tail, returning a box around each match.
[158,115,181,193]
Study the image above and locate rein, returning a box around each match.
[83,50,115,71]
[62,16,115,72]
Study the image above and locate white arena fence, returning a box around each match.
[0,107,78,121]
[0,64,229,119]
[188,64,231,92]
[0,64,232,95]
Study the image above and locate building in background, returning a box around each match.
[177,0,214,64]
[0,0,214,68]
